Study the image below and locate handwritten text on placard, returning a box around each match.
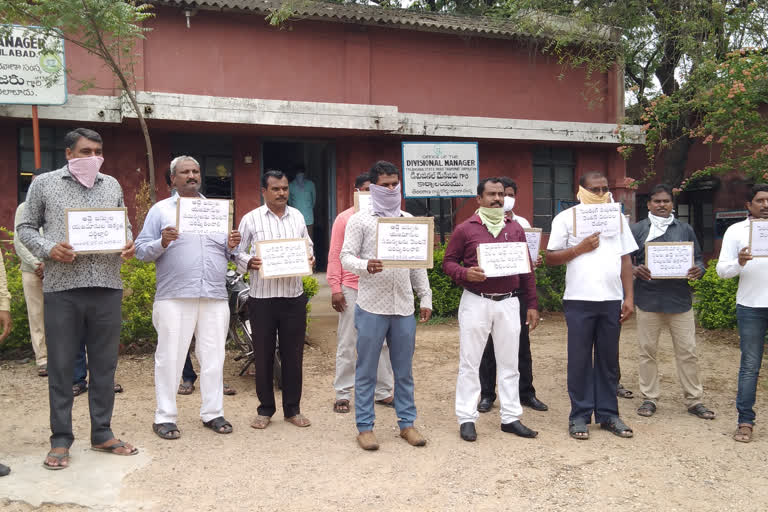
[257,239,311,279]
[176,197,232,235]
[573,203,622,238]
[645,242,694,279]
[378,222,429,261]
[66,208,127,254]
[524,228,542,262]
[476,242,531,278]
[749,219,768,257]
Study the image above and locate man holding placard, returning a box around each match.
[546,172,637,441]
[716,184,768,443]
[629,184,713,420]
[477,177,548,415]
[327,174,394,414]
[236,170,315,430]
[340,161,432,451]
[135,156,241,439]
[443,177,539,442]
[17,128,138,469]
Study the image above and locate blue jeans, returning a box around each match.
[73,339,87,387]
[736,305,768,425]
[354,306,417,432]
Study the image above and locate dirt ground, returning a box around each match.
[0,285,766,512]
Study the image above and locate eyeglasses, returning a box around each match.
[587,186,610,194]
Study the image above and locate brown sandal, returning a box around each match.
[250,415,271,430]
[734,423,753,443]
[285,414,311,427]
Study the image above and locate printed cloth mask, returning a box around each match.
[477,206,505,237]
[503,196,516,213]
[577,185,613,204]
[369,183,402,217]
[68,156,104,188]
[646,212,675,242]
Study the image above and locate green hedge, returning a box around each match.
[690,259,738,330]
[1,234,31,351]
[534,253,567,312]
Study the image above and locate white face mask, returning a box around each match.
[503,196,516,213]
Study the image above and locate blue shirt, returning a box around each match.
[135,194,231,301]
[288,178,316,225]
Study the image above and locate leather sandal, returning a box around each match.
[687,403,715,420]
[637,400,657,417]
[285,414,311,427]
[734,423,753,443]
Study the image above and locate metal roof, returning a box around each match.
[152,0,617,42]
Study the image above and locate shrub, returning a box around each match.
[690,259,738,330]
[424,245,464,317]
[0,231,32,353]
[534,252,567,312]
[120,258,157,348]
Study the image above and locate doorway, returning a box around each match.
[262,139,336,271]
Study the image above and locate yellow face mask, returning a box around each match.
[576,185,612,205]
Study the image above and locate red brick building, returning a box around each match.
[0,0,641,268]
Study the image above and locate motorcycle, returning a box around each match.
[226,269,281,389]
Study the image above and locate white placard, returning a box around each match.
[749,219,768,257]
[65,208,127,254]
[176,197,233,235]
[645,242,694,279]
[256,238,312,279]
[0,25,67,105]
[402,142,479,198]
[354,191,371,212]
[572,203,623,238]
[476,242,531,278]
[524,228,542,262]
[376,217,434,268]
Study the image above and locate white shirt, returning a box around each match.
[340,209,432,316]
[510,213,531,229]
[547,206,638,301]
[716,219,768,307]
[235,205,314,299]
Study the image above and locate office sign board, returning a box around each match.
[402,142,479,198]
[0,25,66,105]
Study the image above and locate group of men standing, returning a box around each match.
[1,126,766,474]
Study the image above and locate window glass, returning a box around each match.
[531,148,575,231]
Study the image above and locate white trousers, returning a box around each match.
[333,286,394,401]
[456,290,522,424]
[21,271,47,367]
[153,298,229,424]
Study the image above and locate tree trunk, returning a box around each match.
[662,135,693,187]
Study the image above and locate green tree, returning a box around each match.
[0,0,158,201]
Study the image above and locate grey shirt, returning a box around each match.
[630,217,705,314]
[16,164,131,293]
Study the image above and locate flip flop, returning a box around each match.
[223,384,237,396]
[37,365,48,377]
[616,385,634,399]
[333,399,351,413]
[91,439,139,455]
[42,451,70,470]
[251,415,271,429]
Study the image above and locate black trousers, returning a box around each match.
[248,294,307,418]
[44,288,122,448]
[479,296,536,402]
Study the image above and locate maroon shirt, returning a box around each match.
[443,214,538,309]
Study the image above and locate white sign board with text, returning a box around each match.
[572,203,623,238]
[65,208,128,254]
[0,25,66,105]
[402,142,478,198]
[645,242,694,279]
[476,242,531,278]
[176,197,233,235]
[524,228,542,262]
[376,217,434,268]
[255,238,312,279]
[749,219,768,257]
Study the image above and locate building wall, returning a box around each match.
[63,7,620,124]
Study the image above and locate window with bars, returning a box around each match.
[404,198,453,234]
[18,126,70,202]
[532,147,575,232]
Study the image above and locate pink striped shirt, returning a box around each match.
[326,207,359,293]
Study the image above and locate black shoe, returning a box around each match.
[477,397,494,413]
[501,420,538,438]
[72,381,88,397]
[521,396,549,411]
[460,422,477,442]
